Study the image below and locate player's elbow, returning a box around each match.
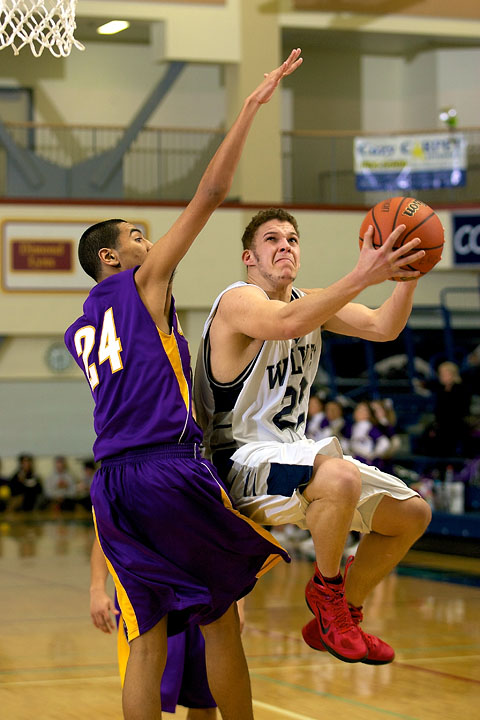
[278,317,308,340]
[377,328,401,342]
[368,317,404,342]
[197,181,230,210]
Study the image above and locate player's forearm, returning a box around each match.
[369,280,417,340]
[90,540,109,591]
[194,95,262,208]
[280,268,370,338]
[194,50,301,207]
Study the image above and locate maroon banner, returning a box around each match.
[11,240,72,271]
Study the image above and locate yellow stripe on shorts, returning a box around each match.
[92,508,140,642]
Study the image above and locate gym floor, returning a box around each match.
[0,515,479,720]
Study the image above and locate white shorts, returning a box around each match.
[228,437,419,533]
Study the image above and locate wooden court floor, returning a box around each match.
[0,515,479,720]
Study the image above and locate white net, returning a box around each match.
[0,0,85,57]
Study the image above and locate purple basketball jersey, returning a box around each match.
[64,269,202,460]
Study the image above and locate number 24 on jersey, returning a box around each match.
[74,307,123,390]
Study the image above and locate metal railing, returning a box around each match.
[0,122,225,200]
[1,121,480,204]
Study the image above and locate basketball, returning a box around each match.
[358,196,444,276]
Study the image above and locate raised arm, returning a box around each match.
[135,49,303,322]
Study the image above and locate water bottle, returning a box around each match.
[443,465,455,512]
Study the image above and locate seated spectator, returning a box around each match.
[348,401,393,471]
[309,398,351,452]
[370,398,402,459]
[0,459,10,512]
[75,459,96,512]
[323,399,351,452]
[305,394,325,441]
[9,454,43,512]
[43,456,77,511]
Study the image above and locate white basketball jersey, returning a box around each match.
[194,282,322,477]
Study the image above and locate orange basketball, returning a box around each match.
[359,196,444,276]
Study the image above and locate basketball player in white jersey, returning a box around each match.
[194,207,432,665]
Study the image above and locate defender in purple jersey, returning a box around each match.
[64,50,303,720]
[90,539,217,718]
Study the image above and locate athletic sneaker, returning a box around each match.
[304,557,368,663]
[349,604,395,664]
[302,612,394,664]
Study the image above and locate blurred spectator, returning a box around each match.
[461,344,480,386]
[305,394,325,441]
[75,459,96,512]
[370,398,402,459]
[0,459,10,512]
[348,401,393,471]
[322,399,351,453]
[418,361,471,458]
[9,454,43,512]
[43,456,77,511]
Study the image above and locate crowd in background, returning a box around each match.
[1,358,478,518]
[308,358,479,466]
[306,395,400,473]
[266,358,478,561]
[0,454,96,514]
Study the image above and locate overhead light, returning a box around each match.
[97,20,130,36]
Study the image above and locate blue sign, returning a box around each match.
[452,214,480,266]
[354,133,467,192]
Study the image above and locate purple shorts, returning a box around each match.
[116,596,215,712]
[162,625,215,711]
[92,443,289,641]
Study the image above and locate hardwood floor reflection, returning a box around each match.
[1,516,479,719]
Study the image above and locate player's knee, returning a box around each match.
[335,460,362,503]
[394,496,432,541]
[310,457,361,504]
[129,619,167,667]
[201,603,239,637]
[408,496,432,537]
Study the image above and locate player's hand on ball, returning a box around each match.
[382,225,425,281]
[358,224,422,285]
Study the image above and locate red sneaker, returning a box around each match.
[304,558,368,663]
[302,607,395,665]
[349,604,395,665]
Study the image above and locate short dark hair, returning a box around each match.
[241,208,299,251]
[78,219,126,281]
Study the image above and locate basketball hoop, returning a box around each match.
[0,0,85,57]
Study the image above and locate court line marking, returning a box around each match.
[252,699,318,719]
[250,672,419,720]
[0,663,118,677]
[395,660,480,684]
[0,676,120,687]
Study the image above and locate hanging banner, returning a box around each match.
[354,133,467,192]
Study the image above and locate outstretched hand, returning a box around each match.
[357,224,425,285]
[251,48,303,105]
